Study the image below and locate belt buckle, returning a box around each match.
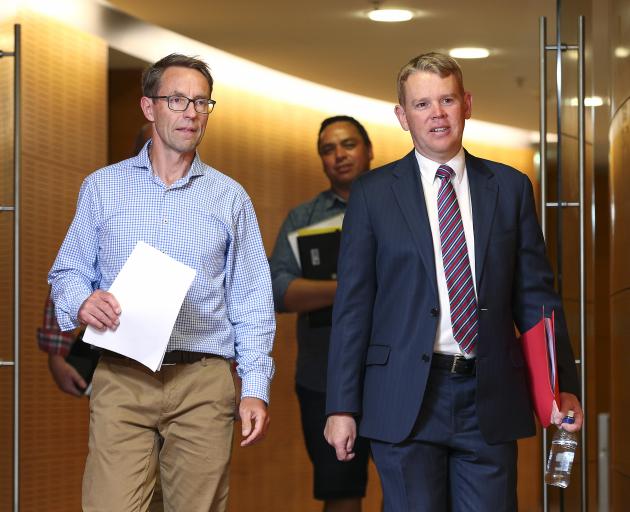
[451,355,463,373]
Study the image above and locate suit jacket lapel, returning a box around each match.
[466,151,498,290]
[391,151,438,298]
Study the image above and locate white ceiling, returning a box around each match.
[106,0,558,131]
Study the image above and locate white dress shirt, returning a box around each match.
[415,147,477,358]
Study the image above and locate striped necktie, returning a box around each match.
[436,164,478,354]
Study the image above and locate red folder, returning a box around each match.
[519,310,559,428]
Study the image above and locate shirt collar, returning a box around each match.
[321,189,347,209]
[415,147,466,185]
[131,139,152,170]
[132,139,205,180]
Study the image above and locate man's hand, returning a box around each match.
[78,290,121,330]
[48,354,86,396]
[239,397,270,447]
[324,413,357,462]
[556,392,583,432]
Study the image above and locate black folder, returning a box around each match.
[297,230,341,328]
[65,330,100,395]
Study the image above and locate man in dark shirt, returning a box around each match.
[270,116,373,512]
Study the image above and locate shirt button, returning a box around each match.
[163,219,168,224]
[430,307,439,317]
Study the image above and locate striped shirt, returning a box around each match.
[49,141,275,402]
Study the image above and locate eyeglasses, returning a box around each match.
[149,95,216,114]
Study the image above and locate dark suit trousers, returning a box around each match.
[370,365,518,512]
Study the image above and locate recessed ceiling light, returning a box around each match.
[615,47,630,58]
[368,8,414,22]
[449,47,490,59]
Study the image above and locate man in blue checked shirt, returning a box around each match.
[49,53,275,512]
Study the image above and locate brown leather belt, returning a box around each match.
[102,350,221,365]
[431,353,476,375]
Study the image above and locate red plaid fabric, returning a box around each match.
[37,289,76,357]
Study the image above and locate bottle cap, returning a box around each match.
[562,410,575,424]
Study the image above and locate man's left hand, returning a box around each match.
[239,397,270,447]
[556,392,583,432]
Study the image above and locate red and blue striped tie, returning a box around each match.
[436,164,478,354]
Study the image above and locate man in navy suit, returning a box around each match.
[324,52,583,511]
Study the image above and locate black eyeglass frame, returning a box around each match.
[149,95,216,114]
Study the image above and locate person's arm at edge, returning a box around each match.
[283,278,336,313]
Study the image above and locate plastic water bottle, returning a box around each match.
[545,410,578,488]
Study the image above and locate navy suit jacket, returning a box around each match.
[325,150,579,445]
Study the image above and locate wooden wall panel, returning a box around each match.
[610,98,630,511]
[610,291,630,507]
[108,67,150,163]
[0,20,16,512]
[0,9,108,512]
[611,0,630,115]
[610,104,630,296]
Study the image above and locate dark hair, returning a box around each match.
[318,115,372,149]
[397,52,464,104]
[141,53,213,97]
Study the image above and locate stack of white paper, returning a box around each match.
[83,241,196,372]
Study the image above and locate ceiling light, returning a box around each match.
[449,47,490,59]
[615,47,630,58]
[368,8,413,22]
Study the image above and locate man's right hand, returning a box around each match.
[48,354,86,397]
[324,413,357,462]
[78,290,121,330]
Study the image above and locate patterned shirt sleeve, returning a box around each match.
[224,197,276,403]
[37,289,76,357]
[49,178,101,330]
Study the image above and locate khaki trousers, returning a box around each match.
[82,355,235,512]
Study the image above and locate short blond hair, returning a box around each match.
[396,52,464,104]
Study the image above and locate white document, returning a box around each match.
[287,212,344,268]
[83,241,197,372]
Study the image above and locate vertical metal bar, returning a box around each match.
[598,413,610,512]
[554,7,564,510]
[13,23,20,512]
[539,18,550,512]
[540,17,548,238]
[555,0,564,298]
[577,16,587,512]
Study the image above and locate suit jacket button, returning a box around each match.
[430,307,439,317]
[422,354,430,363]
